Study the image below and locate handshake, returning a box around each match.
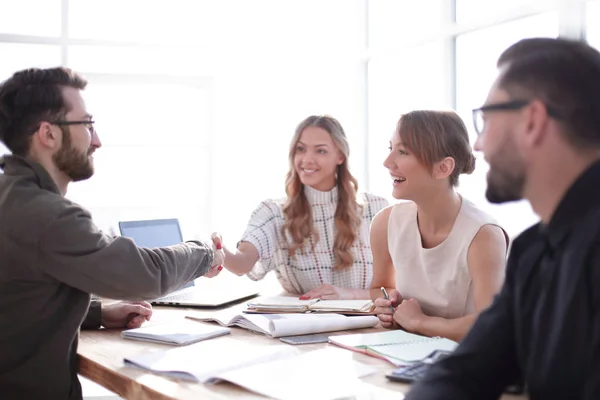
[205,232,225,278]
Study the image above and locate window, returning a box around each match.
[68,0,365,51]
[0,0,368,249]
[210,57,367,241]
[456,12,559,237]
[0,0,61,37]
[368,0,448,49]
[456,0,558,25]
[66,78,212,239]
[586,1,600,47]
[68,46,217,76]
[0,43,61,82]
[68,0,214,45]
[367,41,449,201]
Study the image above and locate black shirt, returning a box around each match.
[406,160,600,400]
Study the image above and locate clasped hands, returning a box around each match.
[202,232,225,278]
[373,289,425,332]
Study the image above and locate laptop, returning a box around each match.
[118,218,259,308]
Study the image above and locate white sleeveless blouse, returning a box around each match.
[388,198,505,319]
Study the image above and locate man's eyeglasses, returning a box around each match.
[50,120,96,133]
[472,100,560,136]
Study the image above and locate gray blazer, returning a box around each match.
[0,155,214,399]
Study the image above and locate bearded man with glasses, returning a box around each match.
[0,67,224,399]
[406,38,600,400]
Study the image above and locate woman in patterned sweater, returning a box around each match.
[211,115,388,299]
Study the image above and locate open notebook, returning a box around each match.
[329,329,458,366]
[121,320,231,346]
[245,296,375,314]
[124,341,376,400]
[186,310,379,338]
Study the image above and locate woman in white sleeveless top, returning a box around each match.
[370,110,508,341]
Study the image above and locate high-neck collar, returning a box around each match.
[303,185,338,205]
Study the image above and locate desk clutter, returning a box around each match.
[117,298,458,399]
[124,340,376,400]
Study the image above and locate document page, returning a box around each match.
[216,347,377,400]
[124,339,299,383]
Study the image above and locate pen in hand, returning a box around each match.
[380,287,395,314]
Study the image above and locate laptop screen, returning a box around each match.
[119,219,183,248]
[118,218,194,289]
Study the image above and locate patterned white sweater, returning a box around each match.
[240,185,389,294]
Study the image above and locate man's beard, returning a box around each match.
[485,133,526,204]
[52,126,94,182]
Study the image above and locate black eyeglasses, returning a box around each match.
[472,100,560,136]
[50,120,96,133]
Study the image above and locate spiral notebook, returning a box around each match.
[328,329,457,366]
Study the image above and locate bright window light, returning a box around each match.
[66,80,211,237]
[456,12,559,238]
[0,0,61,37]
[368,0,448,48]
[367,41,448,201]
[456,0,558,25]
[586,1,600,48]
[0,43,61,81]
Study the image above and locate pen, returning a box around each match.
[380,287,395,313]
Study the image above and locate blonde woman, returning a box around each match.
[212,115,388,299]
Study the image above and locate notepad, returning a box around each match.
[121,320,231,346]
[186,309,379,338]
[245,296,375,314]
[329,329,458,366]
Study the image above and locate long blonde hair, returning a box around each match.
[281,115,361,270]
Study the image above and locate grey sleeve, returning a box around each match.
[37,204,214,301]
[81,298,102,330]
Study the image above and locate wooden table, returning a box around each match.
[78,305,528,400]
